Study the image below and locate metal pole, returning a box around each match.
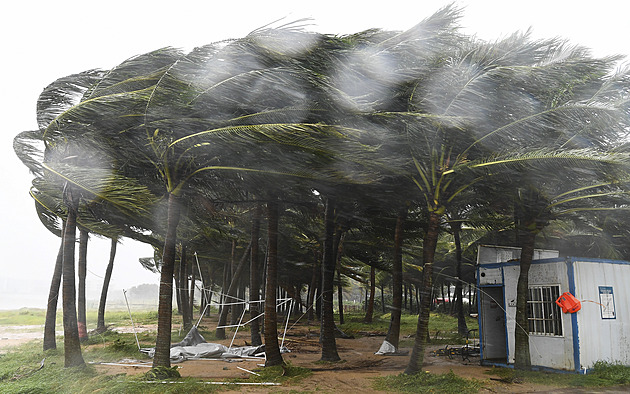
[123,289,141,350]
[280,298,293,350]
[229,304,249,351]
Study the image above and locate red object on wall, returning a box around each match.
[555,292,582,313]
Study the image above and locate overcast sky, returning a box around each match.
[2,0,630,309]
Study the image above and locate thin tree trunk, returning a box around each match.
[452,221,468,336]
[97,238,117,331]
[43,239,64,351]
[405,211,440,374]
[514,231,536,370]
[306,258,318,323]
[404,283,408,312]
[62,186,84,368]
[336,268,344,325]
[320,198,341,361]
[364,265,375,323]
[381,283,385,314]
[177,244,188,319]
[189,259,195,325]
[264,200,284,366]
[153,192,182,368]
[77,228,88,342]
[181,245,192,330]
[314,257,322,320]
[334,230,345,325]
[384,207,406,350]
[250,203,262,346]
[415,284,420,315]
[216,242,252,339]
[174,256,183,315]
[220,258,231,323]
[230,240,240,325]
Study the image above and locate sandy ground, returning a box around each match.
[0,321,588,393]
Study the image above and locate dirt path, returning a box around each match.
[0,321,557,392]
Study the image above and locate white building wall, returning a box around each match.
[573,260,630,369]
[501,261,575,370]
[477,245,559,266]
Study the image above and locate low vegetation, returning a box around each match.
[374,370,484,393]
[2,310,630,393]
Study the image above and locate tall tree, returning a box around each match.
[153,192,181,368]
[249,203,263,346]
[43,239,63,350]
[97,238,118,331]
[264,200,284,366]
[319,197,341,361]
[61,184,85,368]
[77,228,89,342]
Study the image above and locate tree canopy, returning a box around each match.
[14,4,630,372]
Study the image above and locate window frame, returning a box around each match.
[527,285,563,337]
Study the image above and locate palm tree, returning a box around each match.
[77,228,89,342]
[43,239,63,350]
[60,182,85,367]
[97,237,118,331]
[401,27,630,370]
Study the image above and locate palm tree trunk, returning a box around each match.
[220,257,231,329]
[264,200,284,366]
[514,231,536,370]
[230,240,240,325]
[384,207,407,350]
[97,238,117,331]
[451,221,468,336]
[43,239,64,351]
[250,203,262,346]
[153,192,182,368]
[77,228,89,342]
[381,283,385,313]
[189,254,195,326]
[333,230,345,326]
[306,259,317,323]
[181,244,192,330]
[337,269,344,325]
[320,197,341,361]
[62,186,85,368]
[405,211,440,374]
[363,265,375,323]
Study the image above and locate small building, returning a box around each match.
[476,245,630,372]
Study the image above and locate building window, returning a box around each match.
[528,285,563,336]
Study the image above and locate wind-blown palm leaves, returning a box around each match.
[14,5,630,373]
[398,30,630,373]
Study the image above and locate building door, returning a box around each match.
[480,286,507,362]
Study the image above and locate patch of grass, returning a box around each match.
[0,308,167,329]
[144,365,181,380]
[373,370,483,393]
[0,339,220,393]
[485,362,630,389]
[339,312,478,345]
[245,362,312,384]
[0,308,47,326]
[587,361,630,386]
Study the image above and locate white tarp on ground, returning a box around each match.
[141,327,265,363]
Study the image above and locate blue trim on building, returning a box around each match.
[566,256,630,266]
[566,258,582,373]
